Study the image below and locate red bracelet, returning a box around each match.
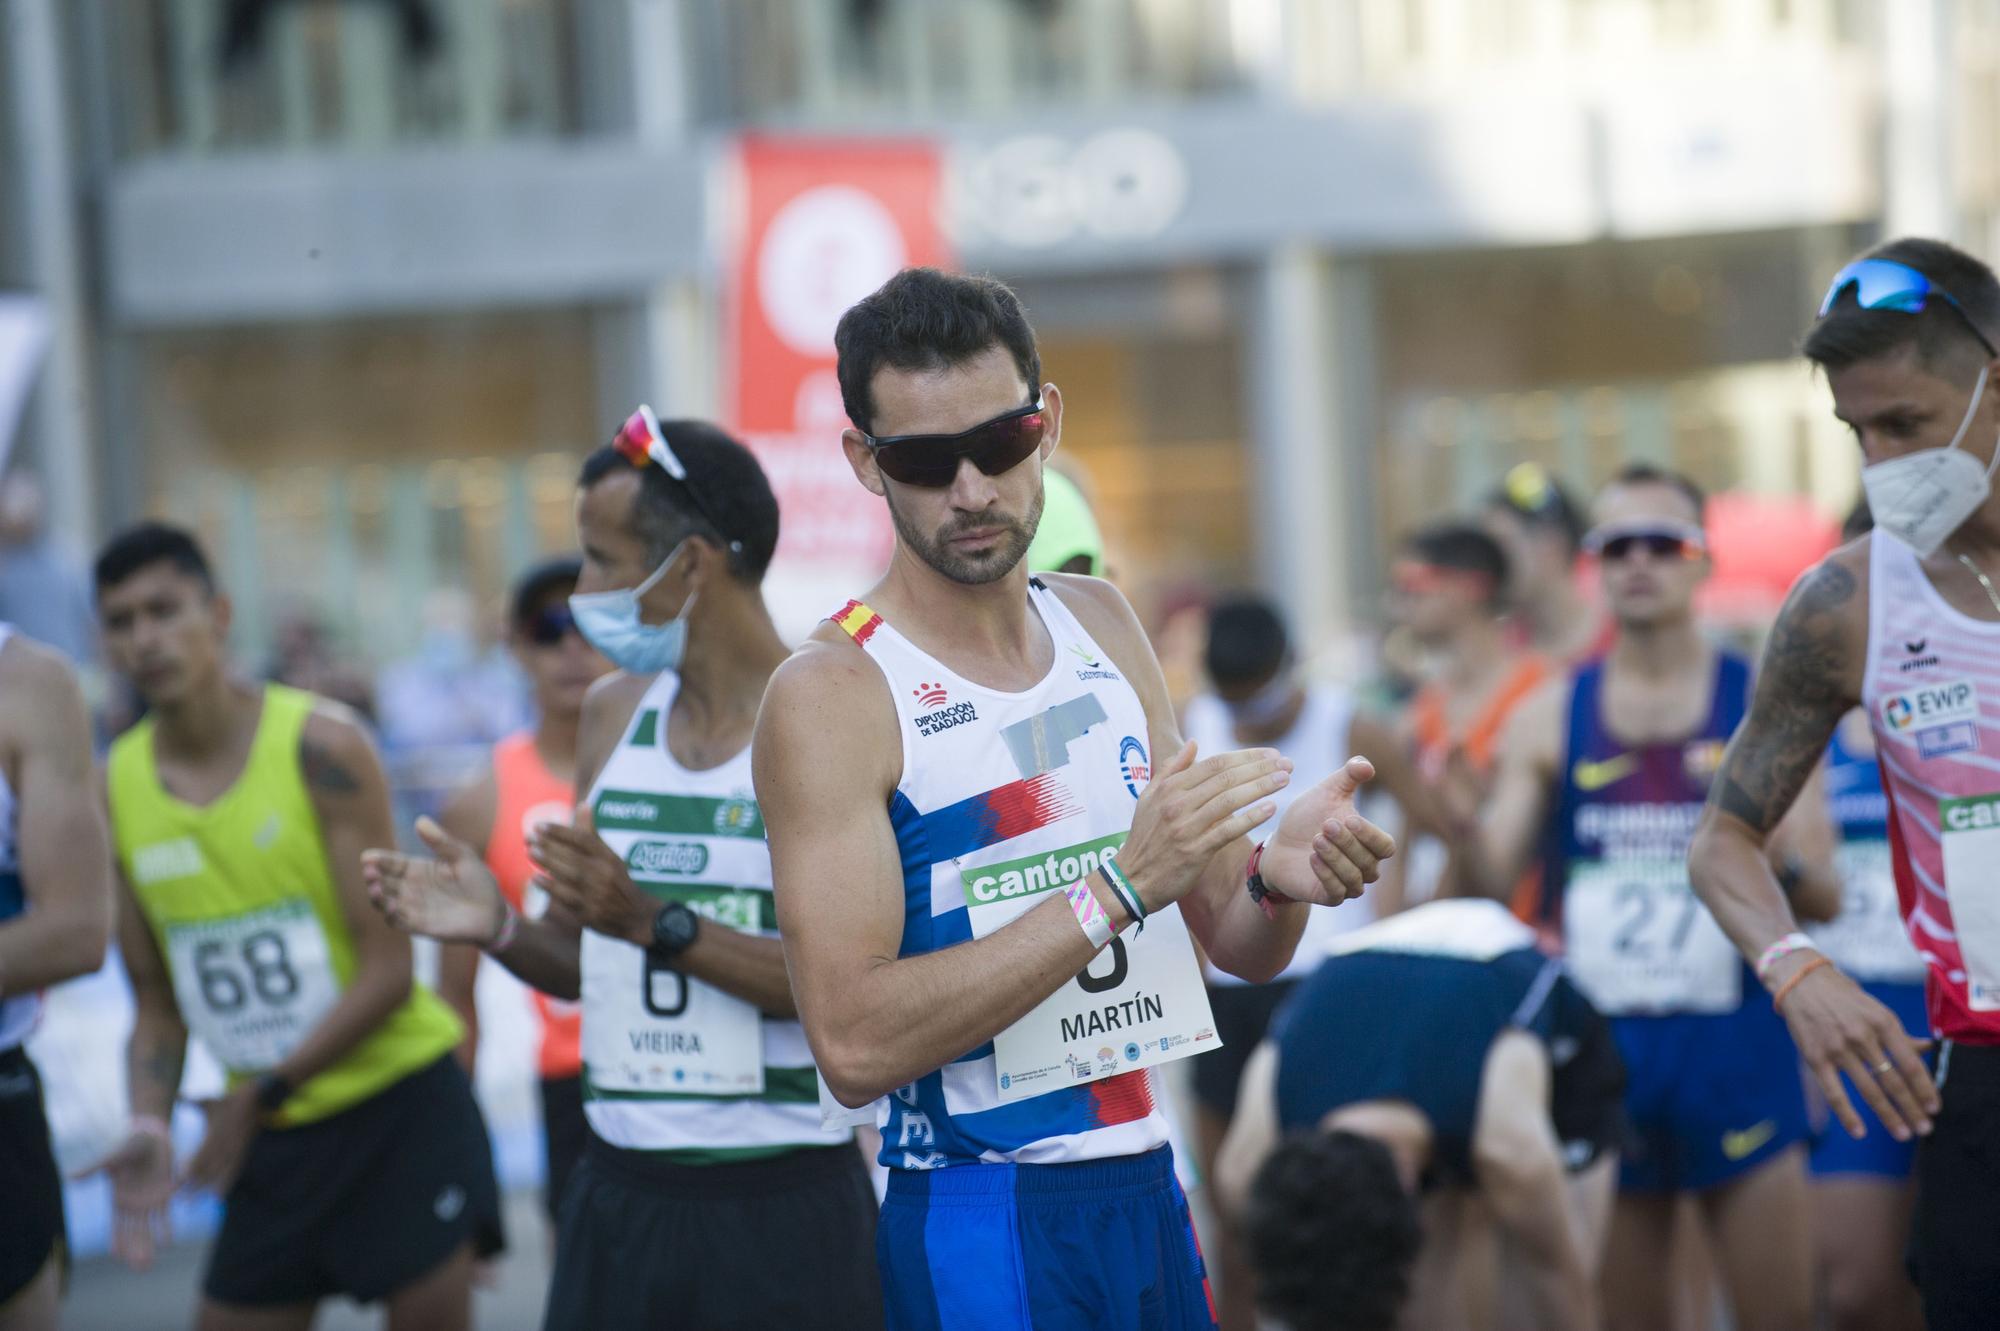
[1245,840,1289,921]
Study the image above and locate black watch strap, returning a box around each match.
[254,1071,294,1113]
[649,901,701,959]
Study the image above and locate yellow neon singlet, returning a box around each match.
[108,685,459,1125]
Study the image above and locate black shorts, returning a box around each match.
[537,1074,586,1218]
[1191,980,1298,1116]
[1546,973,1629,1174]
[1913,1041,2000,1331]
[544,1135,881,1331]
[0,1048,64,1304]
[203,1055,503,1308]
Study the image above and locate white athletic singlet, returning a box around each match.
[1183,685,1373,984]
[1861,534,2000,1043]
[832,580,1216,1170]
[0,625,35,1051]
[580,672,848,1159]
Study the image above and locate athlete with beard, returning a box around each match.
[755,267,1397,1330]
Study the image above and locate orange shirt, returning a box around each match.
[484,732,582,1081]
[1410,655,1552,924]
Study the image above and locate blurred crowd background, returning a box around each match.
[4,0,1998,1324]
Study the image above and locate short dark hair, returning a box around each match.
[577,419,780,583]
[94,522,216,597]
[510,555,582,630]
[1402,521,1511,609]
[1803,237,2000,376]
[1205,595,1290,689]
[1485,462,1584,556]
[834,267,1042,436]
[1602,462,1706,523]
[1245,1131,1423,1331]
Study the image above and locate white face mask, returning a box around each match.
[1861,364,2000,558]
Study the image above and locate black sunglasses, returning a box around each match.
[523,606,579,646]
[861,399,1048,488]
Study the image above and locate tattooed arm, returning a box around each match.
[261,706,426,1094]
[1689,546,1938,1140]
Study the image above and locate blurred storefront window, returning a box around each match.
[131,307,597,668]
[91,0,580,159]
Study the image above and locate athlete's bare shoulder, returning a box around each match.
[299,698,384,798]
[1513,670,1570,739]
[0,633,87,764]
[756,625,900,793]
[1707,541,1869,834]
[1764,538,1870,700]
[0,631,80,714]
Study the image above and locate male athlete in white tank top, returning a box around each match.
[1690,238,2000,1331]
[758,268,1396,1331]
[0,625,114,1330]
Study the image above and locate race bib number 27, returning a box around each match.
[1564,861,1740,1015]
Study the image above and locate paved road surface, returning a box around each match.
[61,1193,554,1331]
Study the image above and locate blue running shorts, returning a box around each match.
[1613,997,1810,1194]
[877,1145,1216,1331]
[1809,979,1930,1180]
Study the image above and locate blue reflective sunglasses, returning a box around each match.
[1818,258,1999,357]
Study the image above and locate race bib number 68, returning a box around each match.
[165,899,341,1072]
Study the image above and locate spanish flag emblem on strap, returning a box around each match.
[832,600,883,646]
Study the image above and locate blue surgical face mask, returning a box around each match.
[568,545,689,674]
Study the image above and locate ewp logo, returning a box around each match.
[1885,697,1915,731]
[914,682,949,709]
[1119,736,1151,798]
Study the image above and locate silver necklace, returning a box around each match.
[1957,552,2000,616]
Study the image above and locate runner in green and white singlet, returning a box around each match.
[364,415,879,1331]
[577,671,824,1157]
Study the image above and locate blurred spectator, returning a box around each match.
[1181,592,1375,1331]
[1025,466,1106,577]
[1377,521,1548,916]
[376,588,528,753]
[0,471,97,667]
[264,606,377,724]
[1483,463,1609,664]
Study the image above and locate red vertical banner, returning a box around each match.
[726,136,950,631]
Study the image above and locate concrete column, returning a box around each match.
[5,0,99,559]
[1882,0,1956,241]
[1242,247,1378,659]
[589,0,720,431]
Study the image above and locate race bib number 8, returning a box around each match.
[1564,861,1740,1015]
[962,836,1217,1104]
[165,899,341,1072]
[579,887,766,1095]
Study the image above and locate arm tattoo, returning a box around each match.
[299,736,361,795]
[137,1047,182,1092]
[1710,561,1857,833]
